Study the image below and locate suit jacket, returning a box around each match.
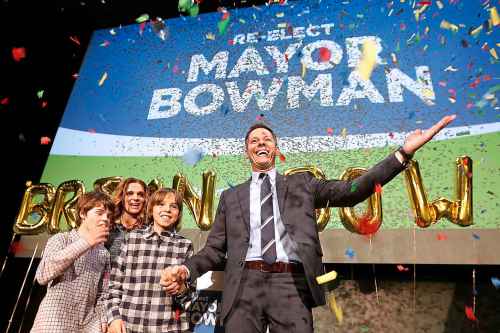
[185,152,405,320]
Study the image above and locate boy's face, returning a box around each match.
[124,182,146,216]
[152,193,180,232]
[80,204,111,229]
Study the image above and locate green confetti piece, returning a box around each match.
[178,0,191,12]
[218,18,230,35]
[360,325,369,333]
[188,4,199,17]
[351,182,358,192]
[135,14,149,23]
[37,90,44,99]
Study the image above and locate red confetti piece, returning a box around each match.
[41,101,48,108]
[327,127,334,135]
[400,23,406,31]
[175,309,181,321]
[466,102,474,109]
[279,152,286,163]
[228,39,234,45]
[374,183,382,194]
[139,22,146,34]
[388,132,395,139]
[88,128,96,133]
[438,81,447,87]
[463,159,468,166]
[418,1,431,5]
[40,136,51,145]
[100,40,110,47]
[437,233,447,241]
[9,241,23,255]
[12,47,26,62]
[466,172,472,178]
[397,264,409,272]
[319,47,331,62]
[0,97,9,105]
[482,74,491,81]
[465,306,477,321]
[72,73,79,79]
[222,12,230,20]
[69,36,81,46]
[358,215,381,235]
[284,54,289,62]
[469,78,481,88]
[256,115,263,121]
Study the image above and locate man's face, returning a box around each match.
[245,128,278,172]
[123,182,146,217]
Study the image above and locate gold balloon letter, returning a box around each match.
[404,156,472,227]
[173,171,216,231]
[338,168,382,234]
[93,176,123,197]
[14,181,55,235]
[48,180,86,233]
[284,166,331,231]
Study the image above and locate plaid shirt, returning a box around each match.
[106,225,194,333]
[31,230,109,333]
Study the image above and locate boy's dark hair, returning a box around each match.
[147,188,184,231]
[76,191,115,225]
[244,123,277,148]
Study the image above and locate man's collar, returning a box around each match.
[251,168,277,184]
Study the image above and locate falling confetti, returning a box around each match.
[374,183,382,194]
[491,277,500,289]
[40,137,51,145]
[357,39,377,80]
[37,90,44,99]
[397,265,409,272]
[490,7,500,26]
[135,14,149,23]
[98,72,108,86]
[218,12,230,35]
[350,182,358,192]
[436,233,447,241]
[1,97,10,105]
[69,36,81,46]
[464,306,477,322]
[472,233,480,240]
[345,247,356,259]
[440,20,459,32]
[183,147,204,166]
[12,47,26,62]
[327,127,334,135]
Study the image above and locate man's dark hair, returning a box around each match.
[244,123,277,147]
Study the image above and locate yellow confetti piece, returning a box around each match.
[276,12,284,18]
[98,72,108,86]
[424,26,430,34]
[497,43,500,47]
[328,293,343,324]
[301,62,306,78]
[341,128,347,139]
[316,270,338,285]
[239,18,246,24]
[491,7,500,26]
[277,22,287,28]
[423,88,435,99]
[470,25,483,37]
[413,4,429,22]
[357,39,377,81]
[490,48,498,60]
[206,33,216,40]
[440,20,459,33]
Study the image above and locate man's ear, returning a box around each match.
[79,211,86,221]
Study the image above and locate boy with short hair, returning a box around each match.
[31,191,114,333]
[107,188,194,333]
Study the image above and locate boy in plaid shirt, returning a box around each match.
[107,188,194,333]
[31,191,114,333]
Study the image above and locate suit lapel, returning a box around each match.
[276,173,288,218]
[236,179,251,235]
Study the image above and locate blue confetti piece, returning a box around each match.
[491,277,500,289]
[472,233,480,240]
[182,148,204,166]
[345,247,356,259]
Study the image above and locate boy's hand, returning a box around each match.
[80,223,109,247]
[160,265,189,295]
[101,322,108,333]
[108,319,126,333]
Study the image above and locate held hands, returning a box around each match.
[402,114,456,155]
[160,265,189,295]
[79,222,109,247]
[108,319,126,333]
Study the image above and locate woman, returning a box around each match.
[105,177,148,260]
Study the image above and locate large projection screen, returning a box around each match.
[18,0,500,264]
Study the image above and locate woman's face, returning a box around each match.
[123,182,146,217]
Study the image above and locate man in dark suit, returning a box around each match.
[160,115,456,332]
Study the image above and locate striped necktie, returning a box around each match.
[259,173,276,264]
